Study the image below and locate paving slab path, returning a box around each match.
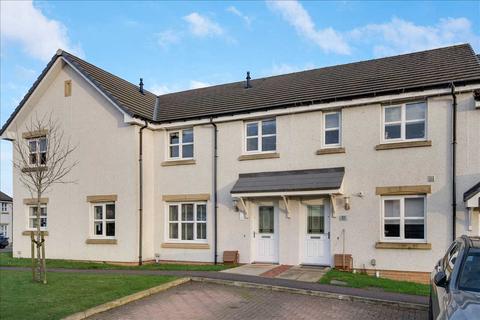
[0,266,428,306]
[88,281,428,320]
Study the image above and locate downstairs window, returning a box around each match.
[167,203,207,242]
[382,196,425,242]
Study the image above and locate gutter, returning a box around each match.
[209,118,218,264]
[450,83,457,241]
[138,120,148,265]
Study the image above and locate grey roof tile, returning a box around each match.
[2,44,479,135]
[231,167,345,194]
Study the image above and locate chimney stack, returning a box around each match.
[245,71,252,89]
[139,78,144,94]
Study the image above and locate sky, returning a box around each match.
[1,0,479,196]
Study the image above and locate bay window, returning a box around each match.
[167,203,207,242]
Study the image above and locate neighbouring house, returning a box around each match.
[0,191,13,240]
[1,44,479,283]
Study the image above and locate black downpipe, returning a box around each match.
[450,84,457,241]
[209,119,218,264]
[138,120,148,265]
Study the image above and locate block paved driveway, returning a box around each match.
[89,282,427,320]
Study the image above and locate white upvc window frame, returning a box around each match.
[244,118,277,154]
[165,202,207,243]
[90,202,116,239]
[382,101,427,143]
[27,204,47,231]
[28,136,48,166]
[1,202,8,213]
[381,195,426,243]
[322,111,342,148]
[167,128,194,160]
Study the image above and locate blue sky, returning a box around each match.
[1,0,479,195]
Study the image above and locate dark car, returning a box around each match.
[430,235,480,320]
[0,235,9,249]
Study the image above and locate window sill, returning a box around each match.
[316,147,345,155]
[375,140,432,150]
[375,242,431,250]
[238,152,280,161]
[161,159,196,167]
[85,238,117,245]
[22,230,49,236]
[21,166,48,173]
[161,242,210,249]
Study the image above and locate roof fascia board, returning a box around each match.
[60,57,133,122]
[150,83,480,130]
[231,189,343,198]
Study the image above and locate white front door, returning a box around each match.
[302,204,331,265]
[254,205,279,263]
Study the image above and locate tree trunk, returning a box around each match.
[35,191,45,283]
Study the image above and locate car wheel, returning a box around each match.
[428,291,434,320]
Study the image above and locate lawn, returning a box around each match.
[320,269,430,296]
[0,270,177,320]
[0,252,233,271]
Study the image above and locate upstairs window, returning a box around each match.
[323,111,341,147]
[1,203,8,213]
[245,119,276,153]
[383,102,427,142]
[28,137,47,165]
[168,128,194,159]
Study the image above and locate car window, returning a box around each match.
[444,242,460,280]
[458,248,480,292]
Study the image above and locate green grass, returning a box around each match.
[0,252,233,271]
[0,270,176,320]
[320,269,430,296]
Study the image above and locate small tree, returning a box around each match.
[13,113,77,283]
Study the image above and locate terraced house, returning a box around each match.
[1,44,479,283]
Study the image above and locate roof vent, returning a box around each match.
[245,71,252,89]
[139,78,144,94]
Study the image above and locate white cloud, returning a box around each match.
[0,0,83,61]
[267,0,350,55]
[267,62,316,76]
[155,30,182,48]
[148,84,173,95]
[189,80,210,89]
[349,17,480,57]
[183,12,224,37]
[227,6,252,27]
